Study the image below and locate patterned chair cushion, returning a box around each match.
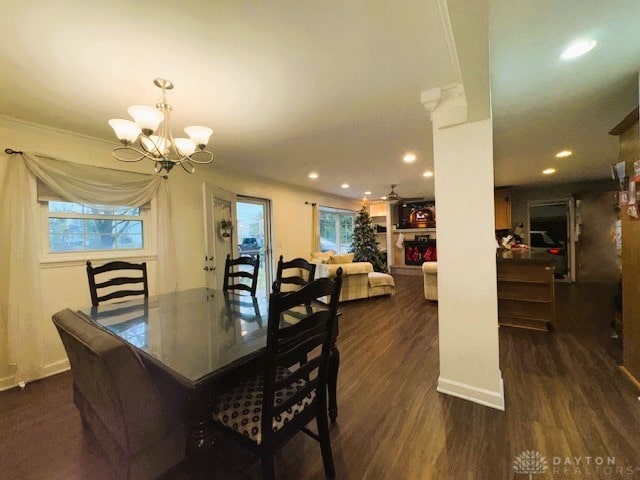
[212,367,315,445]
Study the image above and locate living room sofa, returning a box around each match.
[311,251,395,302]
[422,261,438,301]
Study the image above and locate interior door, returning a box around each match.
[203,184,237,289]
[236,197,272,297]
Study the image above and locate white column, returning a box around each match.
[423,84,504,410]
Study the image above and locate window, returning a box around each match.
[43,201,151,257]
[319,207,355,254]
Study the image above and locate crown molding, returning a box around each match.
[0,114,113,149]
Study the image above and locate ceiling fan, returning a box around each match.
[385,184,427,205]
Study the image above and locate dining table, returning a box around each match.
[78,287,341,458]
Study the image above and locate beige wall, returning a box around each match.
[0,116,358,388]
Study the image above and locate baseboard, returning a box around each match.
[0,359,70,392]
[437,375,505,411]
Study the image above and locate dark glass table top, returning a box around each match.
[79,288,322,386]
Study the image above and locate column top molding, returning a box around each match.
[421,83,468,129]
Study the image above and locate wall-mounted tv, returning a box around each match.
[398,201,436,229]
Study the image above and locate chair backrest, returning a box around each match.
[223,292,264,328]
[51,309,180,456]
[86,260,149,307]
[223,254,260,296]
[275,255,316,293]
[260,268,343,444]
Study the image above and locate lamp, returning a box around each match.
[109,78,213,173]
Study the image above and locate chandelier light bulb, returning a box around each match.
[141,135,170,157]
[185,126,213,148]
[127,105,164,134]
[174,137,197,157]
[108,119,141,145]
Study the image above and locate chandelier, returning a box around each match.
[108,78,213,174]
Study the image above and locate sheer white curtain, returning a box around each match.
[0,151,177,384]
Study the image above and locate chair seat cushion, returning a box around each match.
[212,367,315,445]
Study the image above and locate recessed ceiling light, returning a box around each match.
[381,196,387,200]
[308,171,318,179]
[364,191,372,195]
[543,168,556,175]
[403,153,416,163]
[423,170,434,177]
[341,183,349,189]
[561,39,597,60]
[555,150,572,158]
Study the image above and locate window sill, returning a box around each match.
[40,252,158,269]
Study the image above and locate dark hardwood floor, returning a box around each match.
[1,277,639,479]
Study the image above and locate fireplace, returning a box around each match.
[404,240,437,265]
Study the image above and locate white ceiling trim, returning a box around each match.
[0,114,113,149]
[435,0,463,84]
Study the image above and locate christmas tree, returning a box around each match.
[351,204,387,272]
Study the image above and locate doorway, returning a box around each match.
[203,184,236,290]
[527,199,575,281]
[236,197,272,297]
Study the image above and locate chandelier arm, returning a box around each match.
[112,145,158,163]
[180,159,196,174]
[185,150,214,164]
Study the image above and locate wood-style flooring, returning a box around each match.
[1,277,639,479]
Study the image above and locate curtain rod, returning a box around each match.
[5,148,23,155]
[305,201,317,206]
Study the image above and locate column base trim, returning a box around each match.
[437,375,505,411]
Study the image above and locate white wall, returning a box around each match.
[0,116,358,389]
[433,118,504,409]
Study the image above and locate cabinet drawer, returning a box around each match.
[497,281,552,302]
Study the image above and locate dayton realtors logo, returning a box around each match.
[513,450,549,478]
[513,451,640,477]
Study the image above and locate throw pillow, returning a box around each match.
[328,253,355,264]
[310,250,334,263]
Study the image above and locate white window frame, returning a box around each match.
[39,198,157,267]
[319,206,356,254]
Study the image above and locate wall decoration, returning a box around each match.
[219,219,233,240]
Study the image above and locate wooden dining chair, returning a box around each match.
[86,260,149,307]
[275,255,316,293]
[211,269,343,480]
[223,254,260,296]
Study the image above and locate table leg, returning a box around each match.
[327,344,340,422]
[186,391,215,459]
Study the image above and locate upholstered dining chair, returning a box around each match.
[275,255,316,293]
[52,309,184,480]
[211,269,343,479]
[86,260,148,306]
[223,254,260,296]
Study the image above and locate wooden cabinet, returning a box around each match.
[610,108,640,383]
[494,188,511,230]
[497,252,555,332]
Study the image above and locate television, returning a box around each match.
[397,201,436,229]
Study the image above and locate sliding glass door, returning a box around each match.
[236,197,272,297]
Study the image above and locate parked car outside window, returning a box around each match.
[529,230,567,276]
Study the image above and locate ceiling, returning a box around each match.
[490,0,640,188]
[0,1,638,200]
